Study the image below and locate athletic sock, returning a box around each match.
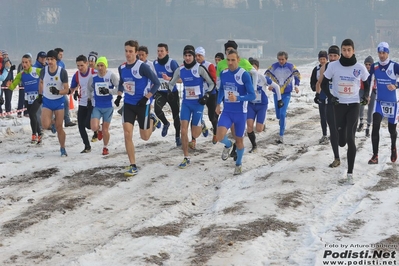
[221,135,232,148]
[236,148,244,166]
[247,131,256,147]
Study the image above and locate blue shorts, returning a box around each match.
[374,100,399,124]
[218,111,247,137]
[247,103,268,124]
[43,97,65,111]
[180,103,204,126]
[91,107,114,123]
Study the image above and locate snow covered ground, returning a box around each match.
[0,57,398,266]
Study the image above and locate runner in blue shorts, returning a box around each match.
[216,49,255,175]
[38,50,70,156]
[168,45,215,168]
[88,56,119,156]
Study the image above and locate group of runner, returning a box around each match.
[2,38,398,180]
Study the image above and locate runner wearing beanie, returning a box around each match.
[316,45,341,168]
[318,39,370,184]
[367,42,399,164]
[311,50,329,144]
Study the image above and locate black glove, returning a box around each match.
[73,90,79,101]
[37,94,43,104]
[10,65,16,72]
[137,96,148,106]
[49,86,59,95]
[198,93,209,105]
[99,87,109,95]
[0,95,4,105]
[330,96,339,105]
[278,99,284,108]
[360,97,368,105]
[87,99,92,109]
[314,93,321,104]
[114,95,122,107]
[167,89,174,102]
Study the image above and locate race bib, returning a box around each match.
[158,78,169,91]
[25,91,38,104]
[123,81,135,95]
[95,82,110,97]
[185,85,200,100]
[337,82,354,98]
[224,85,239,103]
[381,101,395,118]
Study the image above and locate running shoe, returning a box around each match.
[124,165,138,177]
[162,123,170,137]
[233,165,242,175]
[60,147,68,157]
[319,135,329,144]
[365,128,370,137]
[37,133,43,145]
[31,134,37,144]
[51,124,57,134]
[368,154,378,164]
[391,147,397,163]
[249,145,257,153]
[97,130,103,141]
[201,120,209,137]
[276,136,284,144]
[356,123,364,132]
[150,113,161,131]
[212,135,217,145]
[178,157,190,169]
[91,131,98,142]
[329,158,341,168]
[80,146,91,153]
[102,147,109,155]
[222,142,232,161]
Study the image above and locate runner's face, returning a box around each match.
[125,45,137,64]
[328,54,339,62]
[318,57,327,65]
[341,45,354,59]
[215,57,221,65]
[22,58,31,70]
[277,55,287,66]
[184,53,194,64]
[47,57,57,67]
[378,51,388,62]
[89,60,96,68]
[58,52,63,60]
[157,47,167,59]
[364,62,372,71]
[76,60,88,73]
[227,53,239,71]
[195,54,204,63]
[138,51,148,62]
[97,63,106,75]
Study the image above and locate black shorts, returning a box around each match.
[123,103,151,130]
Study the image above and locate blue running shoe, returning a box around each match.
[176,137,182,147]
[201,120,209,137]
[51,124,57,134]
[179,157,190,169]
[60,147,68,157]
[124,165,138,177]
[161,123,170,137]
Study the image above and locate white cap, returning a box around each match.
[195,46,205,57]
[377,42,389,53]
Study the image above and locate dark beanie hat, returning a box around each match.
[224,40,238,51]
[364,56,374,64]
[318,50,328,59]
[328,45,340,55]
[46,50,58,59]
[183,45,195,56]
[215,52,224,60]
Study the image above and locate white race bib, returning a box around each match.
[25,91,38,104]
[158,78,169,91]
[123,81,135,95]
[381,101,395,118]
[224,85,239,103]
[95,82,110,97]
[337,82,354,98]
[185,85,200,100]
[252,90,262,103]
